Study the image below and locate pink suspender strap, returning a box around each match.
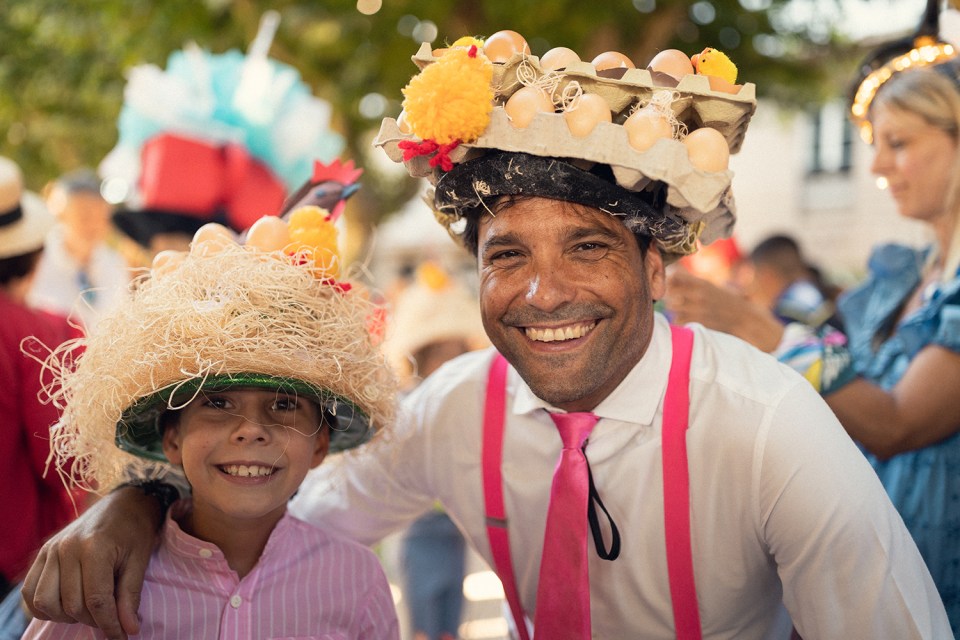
[482,324,700,639]
[482,353,531,640]
[663,324,702,639]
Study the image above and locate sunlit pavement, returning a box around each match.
[379,530,510,640]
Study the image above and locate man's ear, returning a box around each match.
[645,244,666,301]
[161,417,184,466]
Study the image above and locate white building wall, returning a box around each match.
[730,99,931,285]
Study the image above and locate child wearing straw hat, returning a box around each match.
[21,207,400,639]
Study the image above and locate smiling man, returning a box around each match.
[20,39,952,640]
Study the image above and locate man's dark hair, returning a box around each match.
[749,234,806,280]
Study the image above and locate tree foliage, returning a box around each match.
[0,0,897,230]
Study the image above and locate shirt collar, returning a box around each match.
[510,313,672,425]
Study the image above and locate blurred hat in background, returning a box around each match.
[0,156,55,260]
[383,261,488,381]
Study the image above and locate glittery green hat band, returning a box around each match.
[117,373,372,461]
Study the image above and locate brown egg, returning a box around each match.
[191,222,236,256]
[591,51,636,71]
[564,93,612,138]
[150,249,186,276]
[623,105,673,152]
[647,49,695,81]
[683,127,730,172]
[245,215,291,252]
[504,87,554,129]
[540,46,581,72]
[483,30,530,63]
[397,109,411,134]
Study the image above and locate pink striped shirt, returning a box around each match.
[24,504,399,639]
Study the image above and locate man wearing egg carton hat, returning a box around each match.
[22,33,951,640]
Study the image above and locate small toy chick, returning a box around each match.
[286,206,340,278]
[691,47,738,85]
[398,40,495,171]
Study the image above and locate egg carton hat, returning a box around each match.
[40,207,396,491]
[374,35,756,262]
[0,156,55,260]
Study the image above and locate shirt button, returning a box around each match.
[198,548,213,559]
[230,595,242,608]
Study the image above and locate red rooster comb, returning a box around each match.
[280,158,365,221]
[311,158,363,185]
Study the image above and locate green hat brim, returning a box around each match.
[116,373,373,461]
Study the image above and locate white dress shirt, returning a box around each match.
[291,314,950,639]
[28,226,131,330]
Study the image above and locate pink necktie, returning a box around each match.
[534,411,599,639]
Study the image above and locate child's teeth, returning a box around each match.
[224,465,273,477]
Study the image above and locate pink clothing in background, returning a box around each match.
[24,503,399,639]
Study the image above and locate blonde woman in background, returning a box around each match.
[667,60,960,632]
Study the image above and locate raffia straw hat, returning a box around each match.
[0,156,55,260]
[374,34,757,262]
[41,206,396,491]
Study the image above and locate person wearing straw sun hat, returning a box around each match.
[20,198,399,639]
[22,33,951,640]
[382,262,489,640]
[0,156,84,602]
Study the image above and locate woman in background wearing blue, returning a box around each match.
[666,57,960,633]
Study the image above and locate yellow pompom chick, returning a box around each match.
[416,261,450,291]
[401,45,495,145]
[286,206,340,278]
[450,36,485,50]
[691,47,738,85]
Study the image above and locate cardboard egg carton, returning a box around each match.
[374,109,737,246]
[411,42,757,154]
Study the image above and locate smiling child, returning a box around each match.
[23,210,400,640]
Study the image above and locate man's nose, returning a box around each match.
[524,258,577,311]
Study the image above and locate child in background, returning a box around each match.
[23,207,400,639]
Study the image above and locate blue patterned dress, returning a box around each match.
[838,243,960,632]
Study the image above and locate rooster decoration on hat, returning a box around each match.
[101,12,355,249]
